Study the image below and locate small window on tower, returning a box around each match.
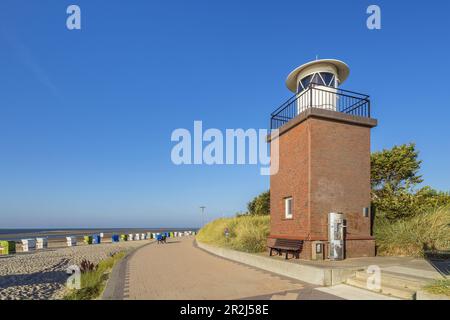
[310,73,323,85]
[285,197,293,219]
[299,75,312,93]
[320,72,335,86]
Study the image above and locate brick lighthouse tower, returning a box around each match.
[268,59,377,260]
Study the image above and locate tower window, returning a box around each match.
[297,72,336,93]
[298,75,312,93]
[284,197,293,219]
[320,72,335,86]
[311,74,322,85]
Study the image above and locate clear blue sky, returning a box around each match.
[1,1,449,228]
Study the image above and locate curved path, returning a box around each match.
[104,237,343,300]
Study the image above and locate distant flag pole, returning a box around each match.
[200,206,206,226]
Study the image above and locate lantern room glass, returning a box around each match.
[297,72,336,93]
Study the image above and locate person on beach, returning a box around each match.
[157,234,167,244]
[224,227,230,239]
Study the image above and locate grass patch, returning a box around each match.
[64,251,126,300]
[196,215,270,253]
[374,205,450,257]
[424,279,450,297]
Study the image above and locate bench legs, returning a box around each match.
[269,248,282,257]
[270,248,300,259]
[285,250,300,260]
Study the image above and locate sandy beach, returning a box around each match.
[0,239,150,300]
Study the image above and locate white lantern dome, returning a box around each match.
[285,59,350,93]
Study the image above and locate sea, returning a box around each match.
[0,228,198,241]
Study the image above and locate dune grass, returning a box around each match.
[197,205,449,257]
[196,215,270,253]
[64,251,126,300]
[374,205,450,257]
[424,279,450,297]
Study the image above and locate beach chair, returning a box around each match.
[92,234,101,244]
[66,236,77,247]
[84,235,93,244]
[0,241,16,255]
[21,239,36,252]
[156,235,167,244]
[36,237,48,249]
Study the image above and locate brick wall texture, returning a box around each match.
[269,111,377,259]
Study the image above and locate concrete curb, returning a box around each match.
[416,290,450,300]
[196,241,357,286]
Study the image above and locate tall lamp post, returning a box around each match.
[200,206,206,227]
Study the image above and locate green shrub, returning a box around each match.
[247,191,270,216]
[374,186,450,221]
[374,205,450,257]
[196,215,270,253]
[371,143,423,193]
[371,143,450,220]
[64,251,126,300]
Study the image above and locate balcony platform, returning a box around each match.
[268,107,377,142]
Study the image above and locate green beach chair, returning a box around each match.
[84,235,93,245]
[0,241,16,255]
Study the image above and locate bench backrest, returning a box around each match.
[274,239,303,249]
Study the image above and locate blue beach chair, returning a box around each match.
[157,234,167,244]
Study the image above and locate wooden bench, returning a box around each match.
[268,239,303,259]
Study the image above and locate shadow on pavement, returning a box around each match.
[425,250,450,277]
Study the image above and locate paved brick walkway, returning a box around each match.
[108,237,342,300]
